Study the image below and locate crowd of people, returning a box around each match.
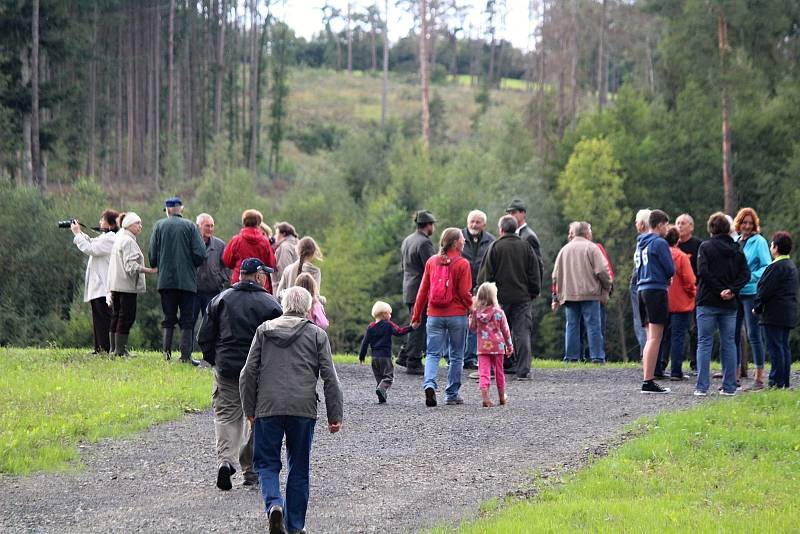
[69,196,797,533]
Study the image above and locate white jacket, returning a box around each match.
[73,230,116,302]
[107,229,146,294]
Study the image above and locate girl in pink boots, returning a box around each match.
[469,282,514,407]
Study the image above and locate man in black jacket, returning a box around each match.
[477,215,541,380]
[198,258,282,491]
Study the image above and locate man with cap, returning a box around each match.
[396,210,436,375]
[198,258,283,490]
[149,196,207,365]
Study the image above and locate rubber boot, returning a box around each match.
[115,333,130,357]
[498,388,508,406]
[179,329,200,366]
[162,327,174,361]
[109,332,116,354]
[481,389,494,408]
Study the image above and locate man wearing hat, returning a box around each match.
[149,196,207,365]
[396,210,436,375]
[198,258,283,490]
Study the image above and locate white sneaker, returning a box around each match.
[719,390,736,396]
[693,390,707,397]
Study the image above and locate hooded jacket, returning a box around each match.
[696,234,750,310]
[197,280,283,379]
[240,314,343,423]
[468,305,513,355]
[737,233,772,296]
[635,233,675,292]
[223,226,277,291]
[668,247,696,313]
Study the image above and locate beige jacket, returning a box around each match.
[276,260,322,299]
[107,229,146,293]
[552,237,612,305]
[271,236,299,289]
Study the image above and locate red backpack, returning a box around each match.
[429,256,456,307]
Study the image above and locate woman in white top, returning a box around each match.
[276,236,323,299]
[71,210,119,354]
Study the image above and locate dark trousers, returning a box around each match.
[253,415,316,533]
[668,311,692,377]
[191,290,218,326]
[110,292,137,335]
[503,301,532,376]
[397,303,426,367]
[371,357,394,391]
[764,325,792,388]
[90,297,112,352]
[159,289,196,330]
[655,314,672,376]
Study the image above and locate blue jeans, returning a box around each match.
[423,315,468,401]
[564,301,605,362]
[465,330,478,366]
[579,304,607,360]
[764,325,792,388]
[695,306,737,394]
[669,311,692,377]
[630,286,646,358]
[253,416,316,533]
[735,295,766,369]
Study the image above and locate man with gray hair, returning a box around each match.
[675,213,702,374]
[461,209,495,370]
[477,215,541,380]
[551,222,612,362]
[192,213,230,326]
[630,209,651,359]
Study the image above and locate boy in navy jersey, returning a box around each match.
[359,301,412,403]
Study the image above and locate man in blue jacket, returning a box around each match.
[634,209,675,394]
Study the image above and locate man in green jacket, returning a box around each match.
[149,196,207,365]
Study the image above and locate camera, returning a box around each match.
[58,219,77,228]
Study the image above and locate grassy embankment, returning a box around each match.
[430,386,800,533]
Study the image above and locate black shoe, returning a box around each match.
[425,387,437,407]
[268,505,287,534]
[653,372,667,379]
[669,375,688,381]
[216,463,235,491]
[406,364,424,376]
[376,388,387,403]
[641,380,671,394]
[242,476,259,488]
[180,357,201,366]
[395,358,407,367]
[463,361,478,370]
[445,396,464,405]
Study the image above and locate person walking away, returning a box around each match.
[224,209,277,292]
[294,273,328,330]
[271,222,299,290]
[396,210,437,375]
[275,236,324,298]
[192,213,230,326]
[551,222,612,363]
[663,226,696,380]
[461,210,495,371]
[733,208,772,389]
[469,282,513,407]
[359,301,412,403]
[635,210,675,393]
[412,228,474,406]
[107,212,157,356]
[693,212,750,396]
[240,287,343,534]
[70,209,118,354]
[198,258,282,491]
[753,231,798,389]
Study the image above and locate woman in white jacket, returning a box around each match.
[107,212,157,356]
[71,210,119,354]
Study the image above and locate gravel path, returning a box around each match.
[1,366,707,533]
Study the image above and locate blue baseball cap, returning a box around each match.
[165,196,183,207]
[240,257,274,275]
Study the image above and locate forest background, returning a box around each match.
[1,0,799,359]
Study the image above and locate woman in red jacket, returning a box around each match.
[223,209,277,293]
[665,226,696,380]
[411,227,473,407]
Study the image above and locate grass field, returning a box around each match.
[429,386,800,533]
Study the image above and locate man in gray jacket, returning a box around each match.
[192,213,230,325]
[240,286,342,534]
[395,210,436,375]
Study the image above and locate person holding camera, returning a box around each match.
[107,212,157,356]
[70,210,119,354]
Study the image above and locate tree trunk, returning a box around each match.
[419,0,430,151]
[597,0,607,111]
[370,16,377,71]
[346,2,353,73]
[536,1,548,158]
[381,0,389,127]
[718,11,735,215]
[30,0,42,189]
[88,1,98,178]
[569,0,578,126]
[154,0,162,189]
[214,0,227,136]
[248,0,259,173]
[126,6,135,179]
[167,0,176,139]
[20,47,33,186]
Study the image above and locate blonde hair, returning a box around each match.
[295,272,318,300]
[475,282,499,308]
[260,222,273,238]
[371,300,392,319]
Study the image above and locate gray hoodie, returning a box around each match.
[239,314,343,423]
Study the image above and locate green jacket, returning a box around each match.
[148,214,207,292]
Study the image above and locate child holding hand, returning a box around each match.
[359,301,412,403]
[469,282,513,407]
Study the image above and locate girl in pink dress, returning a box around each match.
[469,282,514,407]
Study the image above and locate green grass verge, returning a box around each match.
[429,387,800,533]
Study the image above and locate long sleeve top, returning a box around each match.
[359,320,412,361]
